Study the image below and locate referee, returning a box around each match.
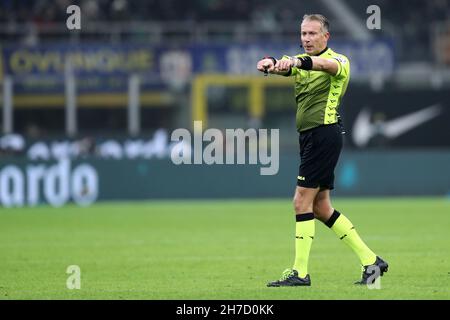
[257,14,388,286]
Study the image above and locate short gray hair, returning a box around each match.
[302,14,330,34]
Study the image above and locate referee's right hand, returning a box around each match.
[257,58,275,73]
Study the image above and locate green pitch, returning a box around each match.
[0,198,449,300]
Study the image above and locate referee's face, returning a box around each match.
[300,20,330,55]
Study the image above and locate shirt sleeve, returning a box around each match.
[330,55,350,79]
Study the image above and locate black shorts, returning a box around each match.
[297,124,343,190]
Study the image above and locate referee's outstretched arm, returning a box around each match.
[256,56,339,76]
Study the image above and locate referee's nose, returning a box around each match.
[302,39,310,48]
[302,35,311,45]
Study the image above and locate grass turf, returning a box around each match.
[0,198,449,300]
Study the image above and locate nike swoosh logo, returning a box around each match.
[352,104,442,147]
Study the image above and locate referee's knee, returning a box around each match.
[293,196,313,214]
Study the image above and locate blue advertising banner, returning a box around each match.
[1,40,394,93]
[2,44,158,76]
[2,40,394,76]
[1,44,163,93]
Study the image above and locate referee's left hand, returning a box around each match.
[276,59,294,72]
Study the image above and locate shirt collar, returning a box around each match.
[310,47,329,56]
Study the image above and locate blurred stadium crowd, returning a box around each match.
[2,0,449,51]
[1,0,448,24]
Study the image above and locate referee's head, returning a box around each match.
[300,14,330,56]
